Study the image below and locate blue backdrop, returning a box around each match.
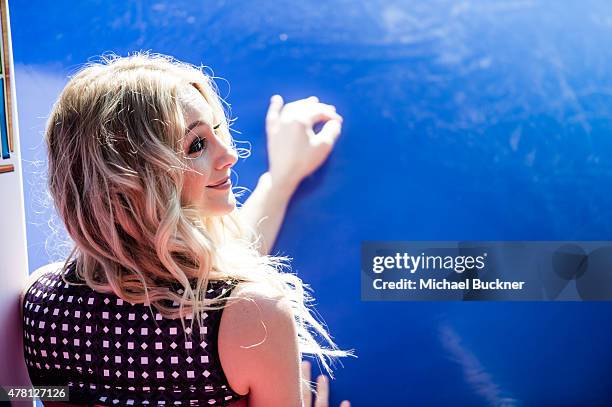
[13,1,612,405]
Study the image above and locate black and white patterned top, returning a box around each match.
[22,261,247,406]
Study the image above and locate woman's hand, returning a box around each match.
[239,95,343,255]
[301,361,350,407]
[265,95,343,192]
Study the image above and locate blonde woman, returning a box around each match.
[20,52,352,406]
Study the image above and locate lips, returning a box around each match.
[207,176,230,188]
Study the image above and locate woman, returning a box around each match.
[21,52,352,406]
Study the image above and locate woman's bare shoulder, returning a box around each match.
[218,280,299,398]
[229,280,286,301]
[221,279,294,353]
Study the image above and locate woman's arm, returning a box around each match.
[239,171,297,256]
[218,282,303,406]
[239,95,343,255]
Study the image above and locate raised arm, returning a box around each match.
[239,95,343,255]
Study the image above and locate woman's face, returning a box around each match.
[179,85,238,217]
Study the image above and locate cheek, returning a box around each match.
[182,164,210,203]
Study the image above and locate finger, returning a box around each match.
[314,119,342,148]
[301,361,312,407]
[301,360,312,381]
[339,401,351,407]
[266,94,284,125]
[306,104,343,126]
[319,102,336,111]
[314,375,329,407]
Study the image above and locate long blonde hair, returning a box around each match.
[45,51,351,377]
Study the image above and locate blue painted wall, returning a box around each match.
[12,1,612,405]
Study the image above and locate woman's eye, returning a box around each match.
[188,136,207,155]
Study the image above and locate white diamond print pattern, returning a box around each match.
[22,263,242,405]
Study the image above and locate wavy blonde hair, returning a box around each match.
[45,51,350,377]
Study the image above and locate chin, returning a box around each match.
[203,198,236,217]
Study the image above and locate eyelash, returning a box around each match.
[186,123,221,156]
[188,136,207,155]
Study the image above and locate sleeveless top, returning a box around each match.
[22,261,247,406]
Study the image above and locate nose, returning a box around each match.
[214,138,238,171]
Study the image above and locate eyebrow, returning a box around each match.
[184,120,222,135]
[184,120,210,136]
